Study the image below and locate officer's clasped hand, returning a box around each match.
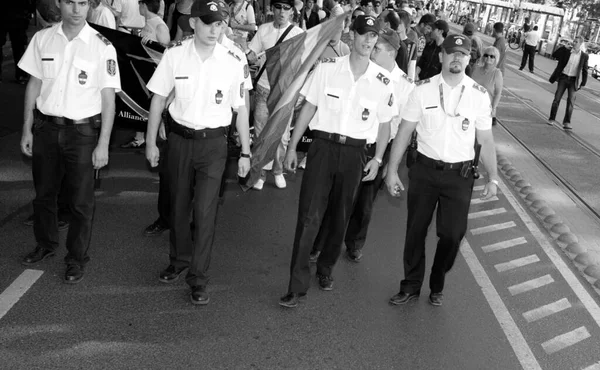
[385,170,405,197]
[284,149,297,173]
[362,159,379,182]
[146,144,160,168]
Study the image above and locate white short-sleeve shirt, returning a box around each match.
[389,65,415,139]
[401,73,492,162]
[18,22,122,120]
[147,40,246,130]
[302,55,395,143]
[248,22,304,89]
[88,3,117,29]
[220,35,253,91]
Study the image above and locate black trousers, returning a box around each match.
[32,120,97,266]
[287,138,365,294]
[0,19,29,79]
[550,74,577,124]
[312,142,388,254]
[156,139,170,227]
[520,44,536,72]
[400,161,474,294]
[167,130,227,288]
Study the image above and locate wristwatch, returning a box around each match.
[374,157,383,166]
[240,152,251,158]
[489,179,499,186]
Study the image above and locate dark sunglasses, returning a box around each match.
[273,3,292,10]
[483,54,496,59]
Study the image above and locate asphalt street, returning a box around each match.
[1,22,600,370]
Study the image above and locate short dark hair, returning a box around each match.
[418,13,436,27]
[493,22,504,33]
[397,9,411,29]
[382,10,401,31]
[141,0,160,13]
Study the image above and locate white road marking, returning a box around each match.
[471,196,499,205]
[582,361,600,370]
[508,275,555,296]
[541,326,590,354]
[461,239,541,370]
[482,237,528,253]
[522,298,571,323]
[496,179,600,330]
[469,208,507,219]
[0,269,44,321]
[471,221,516,235]
[495,255,540,273]
[473,185,486,191]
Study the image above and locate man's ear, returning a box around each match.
[189,17,196,30]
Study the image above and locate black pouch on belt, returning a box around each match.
[406,131,418,168]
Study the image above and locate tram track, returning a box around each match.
[498,86,600,222]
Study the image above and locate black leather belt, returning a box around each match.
[312,130,366,147]
[170,121,227,140]
[416,152,470,171]
[560,73,576,79]
[34,109,99,126]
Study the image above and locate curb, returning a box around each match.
[495,153,600,295]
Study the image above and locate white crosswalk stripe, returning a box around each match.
[495,254,540,272]
[508,275,555,296]
[522,298,571,323]
[541,327,591,354]
[482,237,528,253]
[470,221,517,235]
[469,208,507,219]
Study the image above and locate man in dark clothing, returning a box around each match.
[1,1,35,83]
[416,19,447,80]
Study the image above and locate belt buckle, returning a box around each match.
[339,135,346,145]
[434,160,445,170]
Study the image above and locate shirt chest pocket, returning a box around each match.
[208,83,231,108]
[72,58,97,88]
[324,87,343,112]
[356,98,377,124]
[41,53,59,79]
[174,76,193,100]
[420,106,443,135]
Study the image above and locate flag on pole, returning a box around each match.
[243,13,349,190]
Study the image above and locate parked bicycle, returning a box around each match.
[507,30,522,50]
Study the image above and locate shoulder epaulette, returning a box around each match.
[415,78,430,86]
[376,72,390,85]
[168,35,193,49]
[228,50,242,62]
[472,83,487,94]
[96,33,111,45]
[233,42,244,53]
[320,57,337,63]
[401,73,413,84]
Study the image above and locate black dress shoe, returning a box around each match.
[278,292,306,308]
[190,286,210,305]
[429,292,444,306]
[389,291,420,305]
[64,265,85,284]
[158,265,188,283]
[144,220,169,236]
[345,249,363,263]
[22,246,55,266]
[317,274,334,291]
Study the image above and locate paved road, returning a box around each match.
[2,25,600,370]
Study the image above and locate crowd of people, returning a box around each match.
[12,0,587,308]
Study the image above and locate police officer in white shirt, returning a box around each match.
[519,25,540,73]
[385,34,498,307]
[309,27,414,264]
[18,0,121,284]
[245,0,304,190]
[145,0,251,305]
[279,15,395,308]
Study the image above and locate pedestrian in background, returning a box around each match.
[88,0,117,29]
[492,22,506,77]
[279,15,394,308]
[385,34,498,307]
[145,0,251,305]
[229,0,257,44]
[471,46,503,126]
[139,0,171,46]
[548,36,588,131]
[416,19,447,80]
[1,1,35,84]
[519,25,539,73]
[19,0,121,284]
[462,22,482,76]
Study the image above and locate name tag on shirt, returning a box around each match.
[425,105,438,110]
[175,76,189,80]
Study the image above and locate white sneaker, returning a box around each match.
[298,156,307,169]
[253,178,265,190]
[547,119,557,126]
[274,174,287,189]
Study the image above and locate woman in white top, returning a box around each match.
[229,0,257,43]
[139,0,170,45]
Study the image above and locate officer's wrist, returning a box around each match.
[374,157,383,166]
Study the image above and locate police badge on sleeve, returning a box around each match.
[107,59,116,76]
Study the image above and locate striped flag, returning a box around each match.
[244,13,349,190]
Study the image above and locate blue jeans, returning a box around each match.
[253,84,290,177]
[550,74,576,124]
